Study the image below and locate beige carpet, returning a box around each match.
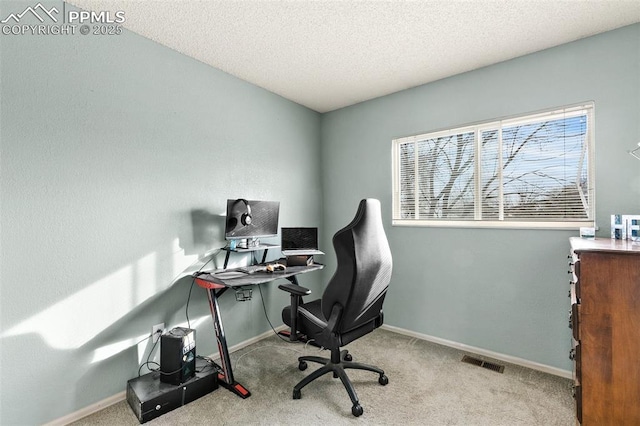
[72,328,575,425]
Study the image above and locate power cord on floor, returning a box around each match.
[232,339,323,373]
[257,284,305,344]
[228,285,326,373]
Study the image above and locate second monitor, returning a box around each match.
[281,227,324,256]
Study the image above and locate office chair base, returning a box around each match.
[292,349,388,417]
[277,330,321,347]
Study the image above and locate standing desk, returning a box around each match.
[193,262,323,398]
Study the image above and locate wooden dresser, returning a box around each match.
[568,237,640,425]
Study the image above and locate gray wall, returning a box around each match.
[1,2,638,423]
[0,3,321,424]
[321,24,640,372]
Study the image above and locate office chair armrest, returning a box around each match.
[278,283,311,296]
[279,283,311,342]
[319,304,343,349]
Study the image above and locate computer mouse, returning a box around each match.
[266,263,286,272]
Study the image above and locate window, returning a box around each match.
[392,103,594,229]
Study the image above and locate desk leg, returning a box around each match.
[205,288,251,399]
[287,276,299,341]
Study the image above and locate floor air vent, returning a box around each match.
[461,355,505,373]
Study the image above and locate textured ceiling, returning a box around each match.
[71,0,640,113]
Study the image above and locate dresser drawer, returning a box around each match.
[569,302,579,341]
[572,260,581,301]
[570,339,581,384]
[574,384,582,424]
[568,253,581,301]
[569,237,640,424]
[568,258,580,342]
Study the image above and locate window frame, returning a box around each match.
[391,103,595,230]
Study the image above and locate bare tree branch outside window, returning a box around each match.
[394,104,593,226]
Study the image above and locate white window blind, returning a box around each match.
[392,103,595,229]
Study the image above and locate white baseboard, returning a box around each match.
[47,327,284,426]
[49,324,571,425]
[44,391,127,426]
[380,324,572,379]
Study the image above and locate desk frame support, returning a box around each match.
[194,262,323,399]
[203,285,251,399]
[222,246,272,269]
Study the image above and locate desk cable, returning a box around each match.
[185,249,220,329]
[135,331,220,377]
[127,248,227,379]
[233,287,323,373]
[133,332,161,376]
[257,284,301,344]
[232,340,323,375]
[182,250,324,375]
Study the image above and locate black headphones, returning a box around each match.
[238,198,252,226]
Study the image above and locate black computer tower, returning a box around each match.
[160,327,196,385]
[126,357,218,423]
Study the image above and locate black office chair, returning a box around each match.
[279,198,393,417]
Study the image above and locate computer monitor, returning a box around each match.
[224,199,280,244]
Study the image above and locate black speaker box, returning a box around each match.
[126,357,218,423]
[160,327,196,385]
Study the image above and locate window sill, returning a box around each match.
[392,219,595,230]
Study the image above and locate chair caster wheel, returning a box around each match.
[379,374,389,385]
[344,353,353,361]
[293,389,301,399]
[298,361,307,371]
[352,404,363,417]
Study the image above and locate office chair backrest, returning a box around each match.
[322,199,393,335]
